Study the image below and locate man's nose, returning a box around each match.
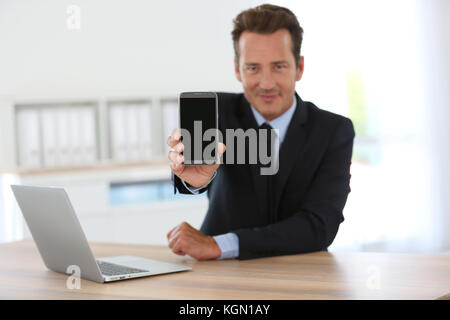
[259,71,276,90]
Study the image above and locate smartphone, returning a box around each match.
[179,92,218,165]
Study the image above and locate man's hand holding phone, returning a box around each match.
[166,92,226,260]
[167,129,225,260]
[167,128,226,188]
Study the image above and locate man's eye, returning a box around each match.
[274,64,286,70]
[247,66,258,72]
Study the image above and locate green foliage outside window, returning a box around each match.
[347,71,380,165]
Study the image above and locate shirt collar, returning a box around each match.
[250,95,297,143]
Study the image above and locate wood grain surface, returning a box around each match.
[0,240,448,300]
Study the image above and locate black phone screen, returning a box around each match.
[179,96,217,165]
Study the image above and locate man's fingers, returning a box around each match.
[171,128,181,140]
[168,229,182,249]
[216,142,226,164]
[168,222,193,253]
[167,221,191,246]
[180,221,192,229]
[173,237,190,256]
[174,142,184,153]
[168,150,183,164]
[170,161,183,175]
[167,128,182,148]
[166,225,177,240]
[168,151,185,174]
[167,221,186,240]
[174,248,186,256]
[172,238,183,254]
[170,158,185,175]
[170,234,185,255]
[166,136,177,149]
[218,142,226,156]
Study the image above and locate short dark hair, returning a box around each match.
[231,4,304,66]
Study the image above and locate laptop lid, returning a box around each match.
[11,185,104,283]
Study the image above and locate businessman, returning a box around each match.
[166,4,355,260]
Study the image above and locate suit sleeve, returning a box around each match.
[172,173,209,195]
[233,118,355,260]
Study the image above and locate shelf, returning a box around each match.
[0,95,179,173]
[11,159,169,176]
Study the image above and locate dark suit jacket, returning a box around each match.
[173,92,355,260]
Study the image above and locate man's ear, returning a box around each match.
[234,57,242,82]
[296,56,304,81]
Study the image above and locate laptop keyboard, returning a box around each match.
[97,260,149,276]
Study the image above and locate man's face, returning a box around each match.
[234,29,304,121]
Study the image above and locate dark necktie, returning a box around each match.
[259,122,274,223]
[259,122,274,161]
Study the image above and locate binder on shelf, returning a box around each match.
[161,100,178,154]
[109,105,127,162]
[41,108,58,168]
[55,107,71,167]
[125,105,140,162]
[109,102,152,163]
[137,104,152,161]
[41,105,98,168]
[68,107,82,166]
[16,108,41,169]
[79,107,97,164]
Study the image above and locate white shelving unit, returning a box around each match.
[0,94,179,172]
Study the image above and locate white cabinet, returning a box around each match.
[2,95,180,172]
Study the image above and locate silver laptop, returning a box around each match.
[11,185,191,283]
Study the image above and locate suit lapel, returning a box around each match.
[272,94,309,219]
[236,95,268,217]
[236,93,310,221]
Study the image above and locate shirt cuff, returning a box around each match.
[213,233,239,260]
[181,171,217,194]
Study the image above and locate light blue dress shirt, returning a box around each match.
[182,95,297,259]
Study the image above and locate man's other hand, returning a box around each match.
[166,222,221,260]
[167,128,226,188]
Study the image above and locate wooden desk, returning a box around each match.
[1,240,448,300]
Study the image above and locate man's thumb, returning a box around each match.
[215,142,226,165]
[218,142,226,156]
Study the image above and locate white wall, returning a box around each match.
[0,0,269,170]
[0,0,267,97]
[0,98,15,171]
[419,0,450,251]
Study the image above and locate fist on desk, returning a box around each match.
[166,222,221,260]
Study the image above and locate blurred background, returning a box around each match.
[0,0,449,254]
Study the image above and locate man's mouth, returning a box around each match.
[259,94,278,102]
